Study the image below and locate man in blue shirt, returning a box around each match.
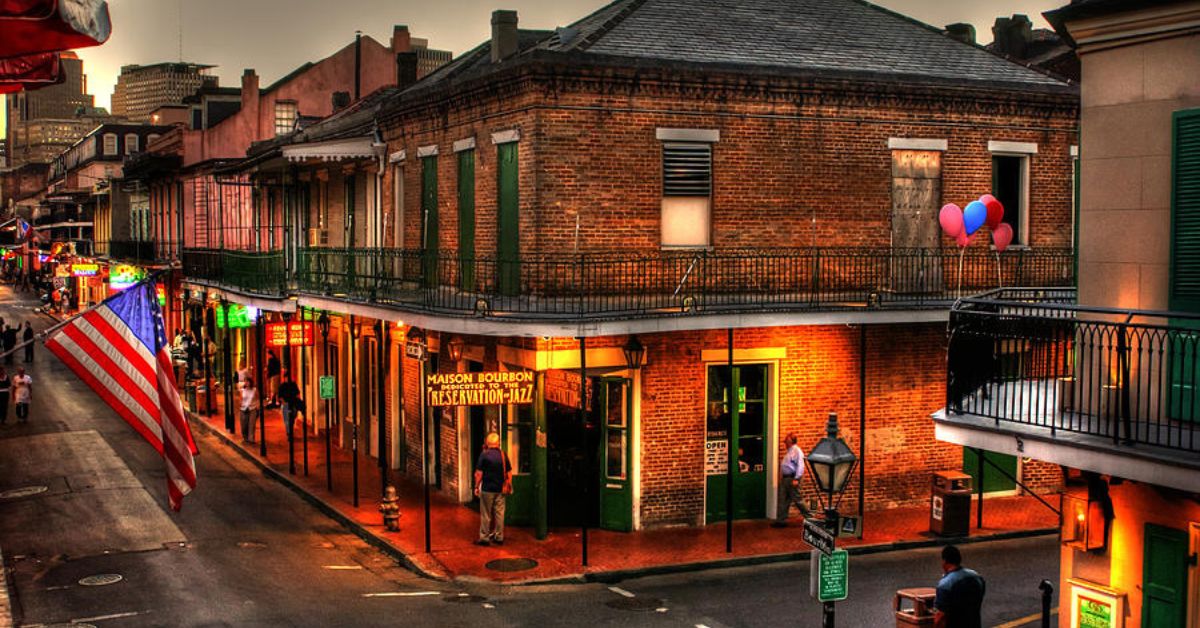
[474,432,512,546]
[934,545,986,628]
[772,432,811,527]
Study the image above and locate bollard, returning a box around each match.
[1039,579,1054,628]
[379,485,401,532]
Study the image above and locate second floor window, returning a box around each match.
[125,133,139,155]
[102,133,117,156]
[275,101,298,137]
[661,141,712,248]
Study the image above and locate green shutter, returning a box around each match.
[457,150,475,291]
[497,142,519,296]
[421,156,438,288]
[1170,109,1200,312]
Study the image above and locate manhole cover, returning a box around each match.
[443,594,489,603]
[0,485,48,499]
[484,557,538,572]
[606,597,664,612]
[78,573,123,587]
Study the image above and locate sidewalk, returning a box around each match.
[188,400,1059,584]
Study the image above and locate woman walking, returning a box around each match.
[240,376,259,443]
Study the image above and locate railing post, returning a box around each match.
[811,248,821,306]
[1118,323,1132,445]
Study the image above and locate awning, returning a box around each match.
[0,0,111,58]
[282,136,381,163]
[0,51,62,93]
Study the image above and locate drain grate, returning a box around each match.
[443,594,489,604]
[484,557,538,572]
[78,573,123,587]
[606,597,664,612]
[0,485,48,499]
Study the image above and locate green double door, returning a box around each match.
[705,364,768,523]
[1143,524,1189,628]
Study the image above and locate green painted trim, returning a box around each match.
[534,371,548,539]
[457,150,476,291]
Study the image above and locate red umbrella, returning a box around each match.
[0,0,110,58]
[0,50,62,93]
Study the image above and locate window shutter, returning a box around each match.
[1171,109,1200,312]
[662,143,711,196]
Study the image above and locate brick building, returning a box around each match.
[234,0,1082,536]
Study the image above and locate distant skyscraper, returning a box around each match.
[110,62,219,122]
[410,37,452,78]
[4,52,112,168]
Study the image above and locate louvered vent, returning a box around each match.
[1172,111,1200,310]
[662,143,712,196]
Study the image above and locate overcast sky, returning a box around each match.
[3,0,1064,135]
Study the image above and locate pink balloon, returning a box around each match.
[981,194,1004,228]
[939,204,964,238]
[956,230,971,248]
[992,223,1014,252]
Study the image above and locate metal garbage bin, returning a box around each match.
[930,471,972,537]
[894,587,937,627]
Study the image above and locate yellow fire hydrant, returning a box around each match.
[379,485,401,531]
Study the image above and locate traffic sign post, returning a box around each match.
[802,517,836,556]
[318,375,335,400]
[809,549,848,602]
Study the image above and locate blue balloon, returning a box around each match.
[963,201,987,235]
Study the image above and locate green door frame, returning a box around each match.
[421,156,438,288]
[1143,523,1189,628]
[457,149,475,291]
[496,142,519,296]
[599,377,634,532]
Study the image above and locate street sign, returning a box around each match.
[319,375,335,400]
[808,549,848,602]
[405,341,426,360]
[802,518,836,556]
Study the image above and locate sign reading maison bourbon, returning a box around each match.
[426,371,534,407]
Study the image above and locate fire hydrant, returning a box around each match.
[379,485,401,531]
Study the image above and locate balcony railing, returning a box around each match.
[108,239,160,265]
[295,247,1074,320]
[947,289,1199,453]
[182,248,286,295]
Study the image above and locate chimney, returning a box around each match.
[240,68,258,111]
[391,24,412,53]
[396,51,419,88]
[991,14,1033,59]
[491,10,519,63]
[945,23,976,45]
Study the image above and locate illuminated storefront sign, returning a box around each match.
[1069,579,1124,628]
[265,322,314,347]
[156,285,166,306]
[109,265,146,290]
[71,263,99,277]
[426,371,534,407]
[216,303,257,329]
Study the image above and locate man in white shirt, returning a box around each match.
[12,367,32,423]
[772,432,812,527]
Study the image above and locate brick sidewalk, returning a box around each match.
[188,401,1059,583]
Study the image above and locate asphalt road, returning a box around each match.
[0,286,1060,628]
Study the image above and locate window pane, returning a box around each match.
[506,404,533,474]
[606,431,625,479]
[740,366,765,401]
[607,380,625,428]
[738,435,763,473]
[662,197,710,247]
[706,366,731,437]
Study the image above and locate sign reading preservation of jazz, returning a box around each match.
[426,371,534,407]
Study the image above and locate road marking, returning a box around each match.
[70,610,150,622]
[361,591,441,598]
[994,608,1058,628]
[482,603,495,609]
[608,586,635,598]
[322,565,363,570]
[696,625,711,628]
[656,607,669,613]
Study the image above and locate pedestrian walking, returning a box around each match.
[2,324,17,365]
[0,367,10,425]
[772,432,812,527]
[933,545,986,628]
[22,322,34,362]
[473,432,512,546]
[277,368,303,443]
[266,349,281,407]
[239,376,259,443]
[12,367,32,423]
[185,332,201,378]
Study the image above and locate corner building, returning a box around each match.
[282,0,1080,534]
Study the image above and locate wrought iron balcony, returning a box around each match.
[108,239,161,265]
[181,248,286,296]
[946,289,1200,454]
[295,246,1074,320]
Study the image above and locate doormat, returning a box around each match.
[484,557,538,572]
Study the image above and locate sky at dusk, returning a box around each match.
[3,0,1065,136]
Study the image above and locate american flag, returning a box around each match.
[45,279,198,510]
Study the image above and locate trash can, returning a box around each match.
[930,471,972,537]
[894,587,937,627]
[184,383,197,412]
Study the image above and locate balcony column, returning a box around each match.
[533,370,547,540]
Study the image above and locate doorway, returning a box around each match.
[363,336,378,459]
[705,364,768,523]
[1143,523,1189,628]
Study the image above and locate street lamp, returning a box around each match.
[807,412,858,628]
[317,311,332,491]
[622,335,645,370]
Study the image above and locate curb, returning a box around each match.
[0,545,13,627]
[187,413,446,581]
[189,412,1058,586]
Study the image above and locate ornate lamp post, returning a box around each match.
[807,412,858,628]
[317,311,332,491]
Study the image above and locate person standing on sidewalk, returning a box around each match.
[12,367,31,423]
[239,376,259,443]
[933,545,986,628]
[22,322,34,362]
[265,350,281,408]
[473,432,512,546]
[277,369,303,444]
[0,367,10,425]
[2,324,16,365]
[772,432,811,527]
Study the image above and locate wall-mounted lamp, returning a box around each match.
[1061,475,1113,553]
[622,335,645,370]
[446,336,464,362]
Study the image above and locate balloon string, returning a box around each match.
[957,246,965,298]
[996,251,1003,289]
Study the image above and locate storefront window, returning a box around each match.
[706,364,767,474]
[606,380,628,479]
[506,403,533,475]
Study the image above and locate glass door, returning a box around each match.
[599,378,633,532]
[705,364,767,523]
